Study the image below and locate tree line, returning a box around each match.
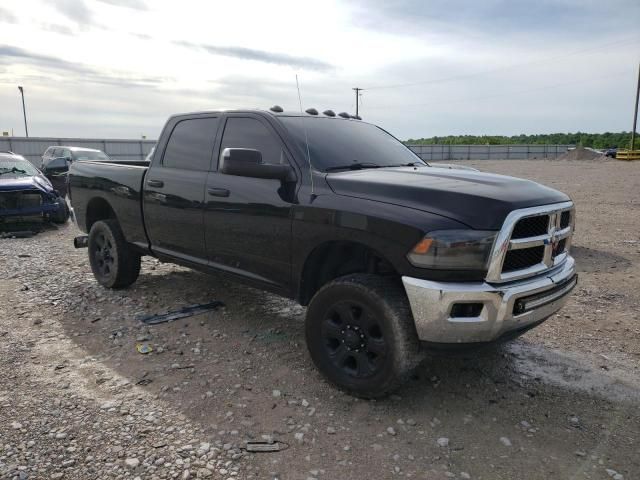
[405,132,637,149]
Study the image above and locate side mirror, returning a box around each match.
[48,157,70,174]
[220,148,295,181]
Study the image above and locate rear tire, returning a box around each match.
[305,274,423,398]
[88,219,141,289]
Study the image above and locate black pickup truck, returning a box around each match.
[68,109,577,397]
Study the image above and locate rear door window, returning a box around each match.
[162,117,219,171]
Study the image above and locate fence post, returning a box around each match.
[139,141,144,160]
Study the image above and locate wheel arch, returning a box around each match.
[297,240,400,306]
[85,197,118,232]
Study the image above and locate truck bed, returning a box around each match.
[69,160,149,249]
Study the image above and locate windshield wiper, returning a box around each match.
[0,167,28,175]
[382,162,426,168]
[325,162,382,172]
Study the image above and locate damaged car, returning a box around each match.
[0,151,69,230]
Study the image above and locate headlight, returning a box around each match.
[407,230,497,270]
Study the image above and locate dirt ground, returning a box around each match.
[1,159,639,480]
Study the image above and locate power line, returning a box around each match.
[362,35,640,91]
[364,69,635,110]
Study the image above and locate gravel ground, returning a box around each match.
[1,159,639,480]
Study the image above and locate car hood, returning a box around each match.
[0,174,54,193]
[325,167,570,230]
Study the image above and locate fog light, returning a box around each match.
[450,303,483,318]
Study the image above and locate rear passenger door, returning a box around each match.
[143,116,220,263]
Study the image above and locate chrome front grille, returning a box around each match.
[486,201,575,283]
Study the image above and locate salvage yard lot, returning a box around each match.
[1,159,639,480]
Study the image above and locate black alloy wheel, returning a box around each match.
[321,300,387,379]
[92,231,115,278]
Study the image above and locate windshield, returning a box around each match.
[73,150,109,161]
[280,117,426,172]
[0,159,40,177]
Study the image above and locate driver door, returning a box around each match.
[204,115,296,290]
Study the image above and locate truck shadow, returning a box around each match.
[571,245,632,273]
[57,265,639,480]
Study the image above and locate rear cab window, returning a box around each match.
[162,117,219,171]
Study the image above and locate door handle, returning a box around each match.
[147,179,164,188]
[207,187,230,197]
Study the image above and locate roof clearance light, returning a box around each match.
[338,112,350,118]
[305,108,319,115]
[323,110,336,117]
[270,105,284,112]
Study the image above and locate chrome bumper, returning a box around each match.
[402,256,577,344]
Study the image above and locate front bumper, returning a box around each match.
[402,256,577,344]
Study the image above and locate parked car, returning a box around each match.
[41,147,110,195]
[68,109,577,398]
[41,156,72,196]
[604,147,617,158]
[0,151,69,227]
[41,146,109,168]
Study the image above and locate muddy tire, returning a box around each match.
[88,219,141,289]
[305,274,423,398]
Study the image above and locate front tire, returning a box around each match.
[88,219,141,289]
[51,197,69,224]
[305,274,423,398]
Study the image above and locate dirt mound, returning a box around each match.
[556,147,606,161]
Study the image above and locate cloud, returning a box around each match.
[54,0,92,24]
[0,45,167,88]
[131,32,152,40]
[0,7,17,24]
[347,0,640,39]
[96,0,147,10]
[41,23,75,36]
[177,41,333,71]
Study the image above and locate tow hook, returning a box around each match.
[74,235,88,248]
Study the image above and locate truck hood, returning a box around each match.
[325,167,570,230]
[0,174,54,193]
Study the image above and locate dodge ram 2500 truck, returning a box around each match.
[68,108,577,398]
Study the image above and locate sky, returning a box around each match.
[0,0,639,140]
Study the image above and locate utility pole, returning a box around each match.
[631,62,639,151]
[352,87,363,117]
[17,86,28,137]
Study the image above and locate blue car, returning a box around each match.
[0,151,69,228]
